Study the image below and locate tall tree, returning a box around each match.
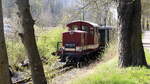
[16,0,47,84]
[0,0,12,83]
[118,0,147,67]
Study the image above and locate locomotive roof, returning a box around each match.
[64,30,87,33]
[67,20,100,28]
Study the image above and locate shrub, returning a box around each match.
[37,26,67,65]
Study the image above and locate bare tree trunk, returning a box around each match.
[118,0,147,67]
[0,0,12,83]
[16,0,47,84]
[130,0,147,66]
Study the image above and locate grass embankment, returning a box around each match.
[68,44,150,84]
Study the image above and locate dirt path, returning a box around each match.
[51,61,98,84]
[142,31,150,51]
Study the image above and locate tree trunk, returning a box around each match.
[16,0,47,84]
[0,0,12,83]
[118,0,147,67]
[130,0,147,66]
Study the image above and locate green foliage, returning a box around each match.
[6,39,27,65]
[6,26,66,66]
[68,44,150,84]
[37,26,67,64]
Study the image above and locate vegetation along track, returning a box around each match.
[11,47,103,84]
[11,62,74,84]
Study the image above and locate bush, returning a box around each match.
[6,38,25,65]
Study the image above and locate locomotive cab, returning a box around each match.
[63,21,100,52]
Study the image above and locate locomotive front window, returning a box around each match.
[82,26,89,32]
[65,44,76,48]
[71,25,78,30]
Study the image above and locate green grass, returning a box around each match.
[68,45,150,84]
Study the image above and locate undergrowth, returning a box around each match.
[6,39,27,66]
[6,26,67,83]
[6,26,66,68]
[37,26,66,64]
[37,26,67,82]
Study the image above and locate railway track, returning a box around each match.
[50,66,74,79]
[11,53,100,84]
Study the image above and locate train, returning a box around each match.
[52,21,112,66]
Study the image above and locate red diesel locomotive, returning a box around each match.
[53,21,111,65]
